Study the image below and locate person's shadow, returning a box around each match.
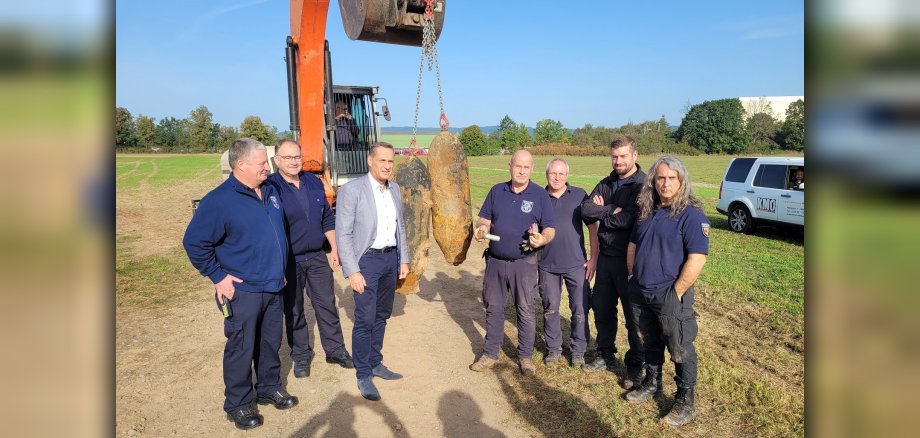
[438,390,505,438]
[417,269,489,355]
[289,391,409,437]
[493,361,613,437]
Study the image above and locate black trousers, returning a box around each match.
[283,256,346,362]
[221,291,283,412]
[631,280,699,388]
[591,253,644,369]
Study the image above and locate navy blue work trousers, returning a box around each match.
[481,255,538,360]
[352,251,397,379]
[221,290,283,412]
[283,255,346,362]
[538,266,589,355]
[591,253,644,369]
[630,280,699,388]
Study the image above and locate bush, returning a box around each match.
[527,143,607,156]
[662,140,702,156]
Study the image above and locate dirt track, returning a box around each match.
[116,227,551,437]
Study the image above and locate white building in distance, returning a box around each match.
[739,96,804,122]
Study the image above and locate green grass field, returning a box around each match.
[380,133,437,148]
[116,152,803,436]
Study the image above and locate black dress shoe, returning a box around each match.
[326,351,355,369]
[226,407,262,430]
[257,389,299,410]
[293,360,311,378]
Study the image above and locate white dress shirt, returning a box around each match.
[368,173,398,249]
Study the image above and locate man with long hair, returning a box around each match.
[625,156,709,428]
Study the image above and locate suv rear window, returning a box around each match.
[725,158,756,183]
[753,164,789,189]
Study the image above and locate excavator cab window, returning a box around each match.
[330,86,381,180]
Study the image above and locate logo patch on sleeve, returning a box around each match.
[701,223,710,237]
[270,195,280,209]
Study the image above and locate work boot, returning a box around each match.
[519,357,536,376]
[469,355,497,372]
[583,354,617,372]
[544,351,562,366]
[571,354,586,368]
[623,365,645,390]
[664,387,696,427]
[626,365,662,403]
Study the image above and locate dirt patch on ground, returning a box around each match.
[116,171,220,258]
[116,234,548,437]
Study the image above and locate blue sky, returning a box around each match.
[116,1,803,130]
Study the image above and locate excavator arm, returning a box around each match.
[286,0,446,203]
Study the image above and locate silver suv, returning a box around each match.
[716,157,804,233]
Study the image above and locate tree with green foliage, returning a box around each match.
[115,107,137,150]
[490,115,532,153]
[155,117,188,151]
[676,98,749,153]
[498,115,516,133]
[745,112,780,152]
[459,125,488,156]
[534,119,571,145]
[572,123,619,148]
[217,125,239,149]
[780,99,805,151]
[135,114,156,149]
[240,115,277,146]
[188,106,218,152]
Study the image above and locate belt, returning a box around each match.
[366,246,396,254]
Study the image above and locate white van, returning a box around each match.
[716,157,804,233]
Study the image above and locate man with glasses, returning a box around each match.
[267,139,354,380]
[183,138,298,430]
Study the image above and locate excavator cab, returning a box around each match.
[284,0,446,204]
[327,85,388,187]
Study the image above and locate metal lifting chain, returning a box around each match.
[411,0,447,151]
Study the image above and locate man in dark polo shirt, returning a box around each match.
[266,139,353,379]
[580,136,647,389]
[538,158,599,368]
[625,155,709,428]
[469,150,556,376]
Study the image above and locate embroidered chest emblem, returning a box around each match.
[521,200,533,213]
[270,195,280,209]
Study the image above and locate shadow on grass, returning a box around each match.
[708,214,804,245]
[494,362,612,437]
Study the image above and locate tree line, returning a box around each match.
[115,105,290,152]
[116,98,804,155]
[459,98,804,157]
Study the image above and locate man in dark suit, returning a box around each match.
[335,142,409,401]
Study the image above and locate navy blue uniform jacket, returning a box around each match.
[183,174,289,293]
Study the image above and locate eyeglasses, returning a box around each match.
[277,155,302,162]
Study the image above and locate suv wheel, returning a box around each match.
[728,205,753,233]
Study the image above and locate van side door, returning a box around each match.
[751,164,788,222]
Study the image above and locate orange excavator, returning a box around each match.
[285,0,446,205]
